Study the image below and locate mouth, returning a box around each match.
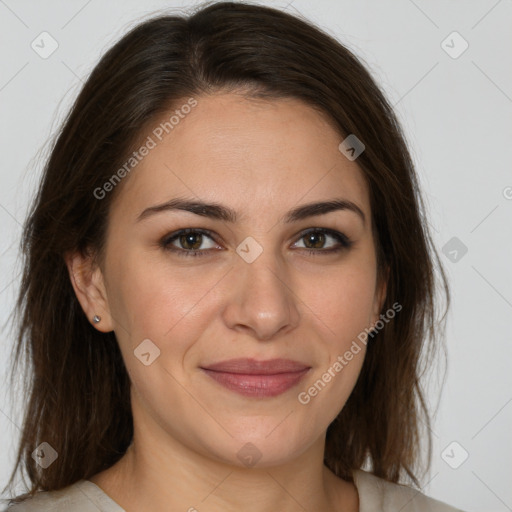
[200,358,311,398]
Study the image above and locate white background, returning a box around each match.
[1,1,511,511]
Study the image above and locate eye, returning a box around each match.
[160,227,353,258]
[160,228,220,257]
[293,228,353,254]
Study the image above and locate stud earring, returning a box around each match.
[93,315,101,324]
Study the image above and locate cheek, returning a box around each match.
[105,251,165,326]
[106,250,227,352]
[294,256,376,412]
[301,262,378,343]
[105,256,218,415]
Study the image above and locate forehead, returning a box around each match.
[110,93,370,223]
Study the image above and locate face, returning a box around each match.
[77,92,386,468]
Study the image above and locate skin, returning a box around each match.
[67,92,387,512]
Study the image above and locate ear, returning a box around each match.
[64,250,114,333]
[370,264,389,328]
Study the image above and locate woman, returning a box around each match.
[2,2,462,511]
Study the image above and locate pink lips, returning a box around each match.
[200,358,311,398]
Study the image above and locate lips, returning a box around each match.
[200,358,311,398]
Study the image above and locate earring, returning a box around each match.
[93,315,101,324]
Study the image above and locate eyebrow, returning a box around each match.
[136,197,366,225]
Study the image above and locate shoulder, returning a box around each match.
[3,480,125,512]
[353,469,464,512]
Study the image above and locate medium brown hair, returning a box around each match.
[4,1,449,504]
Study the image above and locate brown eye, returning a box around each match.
[160,228,219,257]
[293,228,353,254]
[179,232,203,250]
[303,231,327,249]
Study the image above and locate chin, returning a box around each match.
[194,422,319,470]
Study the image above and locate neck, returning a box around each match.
[90,403,358,512]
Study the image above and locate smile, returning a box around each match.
[200,358,311,398]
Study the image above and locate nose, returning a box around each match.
[221,247,300,341]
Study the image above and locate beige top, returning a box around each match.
[3,469,464,511]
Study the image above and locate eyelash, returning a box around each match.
[159,228,353,258]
